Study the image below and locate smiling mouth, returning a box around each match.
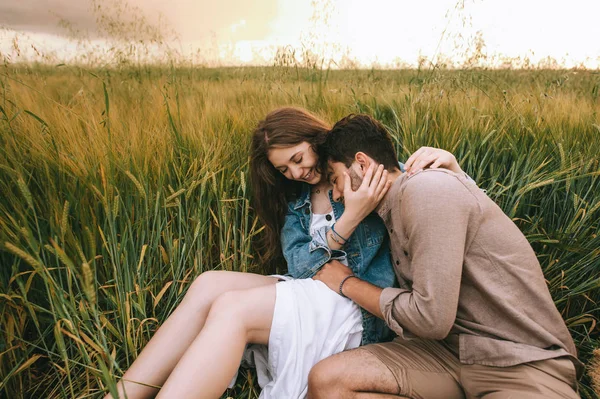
[303,169,314,180]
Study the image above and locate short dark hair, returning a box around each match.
[323,114,400,170]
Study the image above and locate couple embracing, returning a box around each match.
[107,108,582,399]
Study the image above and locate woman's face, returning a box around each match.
[267,141,322,185]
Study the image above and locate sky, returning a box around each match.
[1,0,599,68]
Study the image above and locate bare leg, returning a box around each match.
[106,271,277,399]
[156,283,277,399]
[307,348,407,399]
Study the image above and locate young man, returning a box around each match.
[309,114,582,399]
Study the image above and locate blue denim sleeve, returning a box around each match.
[281,207,347,279]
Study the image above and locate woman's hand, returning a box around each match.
[404,147,463,175]
[342,163,391,224]
[324,163,390,249]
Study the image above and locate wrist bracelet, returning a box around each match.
[329,230,344,245]
[331,223,348,243]
[339,274,357,298]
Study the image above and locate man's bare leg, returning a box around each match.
[106,271,277,399]
[307,348,408,399]
[308,338,465,399]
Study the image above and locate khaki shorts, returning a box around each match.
[361,337,579,399]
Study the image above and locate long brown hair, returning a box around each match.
[250,107,330,272]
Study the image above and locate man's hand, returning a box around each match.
[313,260,354,295]
[314,260,385,318]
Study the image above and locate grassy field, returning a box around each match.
[0,64,599,398]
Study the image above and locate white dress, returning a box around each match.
[229,211,364,398]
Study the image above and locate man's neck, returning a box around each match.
[387,168,404,184]
[375,168,404,216]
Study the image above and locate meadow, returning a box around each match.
[0,64,599,398]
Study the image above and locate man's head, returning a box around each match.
[324,114,401,201]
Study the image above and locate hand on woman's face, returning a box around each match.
[267,142,322,184]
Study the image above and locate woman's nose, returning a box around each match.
[291,167,304,180]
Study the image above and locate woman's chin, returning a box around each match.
[307,173,321,185]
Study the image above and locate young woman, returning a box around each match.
[106,107,464,399]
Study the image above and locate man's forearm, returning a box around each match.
[341,277,384,319]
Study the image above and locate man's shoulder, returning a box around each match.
[400,169,470,198]
[395,169,485,217]
[380,169,478,220]
[392,170,484,228]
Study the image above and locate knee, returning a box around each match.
[189,270,221,292]
[207,290,246,323]
[185,270,224,306]
[307,358,344,398]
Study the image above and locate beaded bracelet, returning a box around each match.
[331,223,348,243]
[339,274,357,298]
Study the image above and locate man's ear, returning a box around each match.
[354,152,372,171]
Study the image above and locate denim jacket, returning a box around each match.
[280,184,397,345]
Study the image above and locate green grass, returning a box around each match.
[0,64,599,398]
